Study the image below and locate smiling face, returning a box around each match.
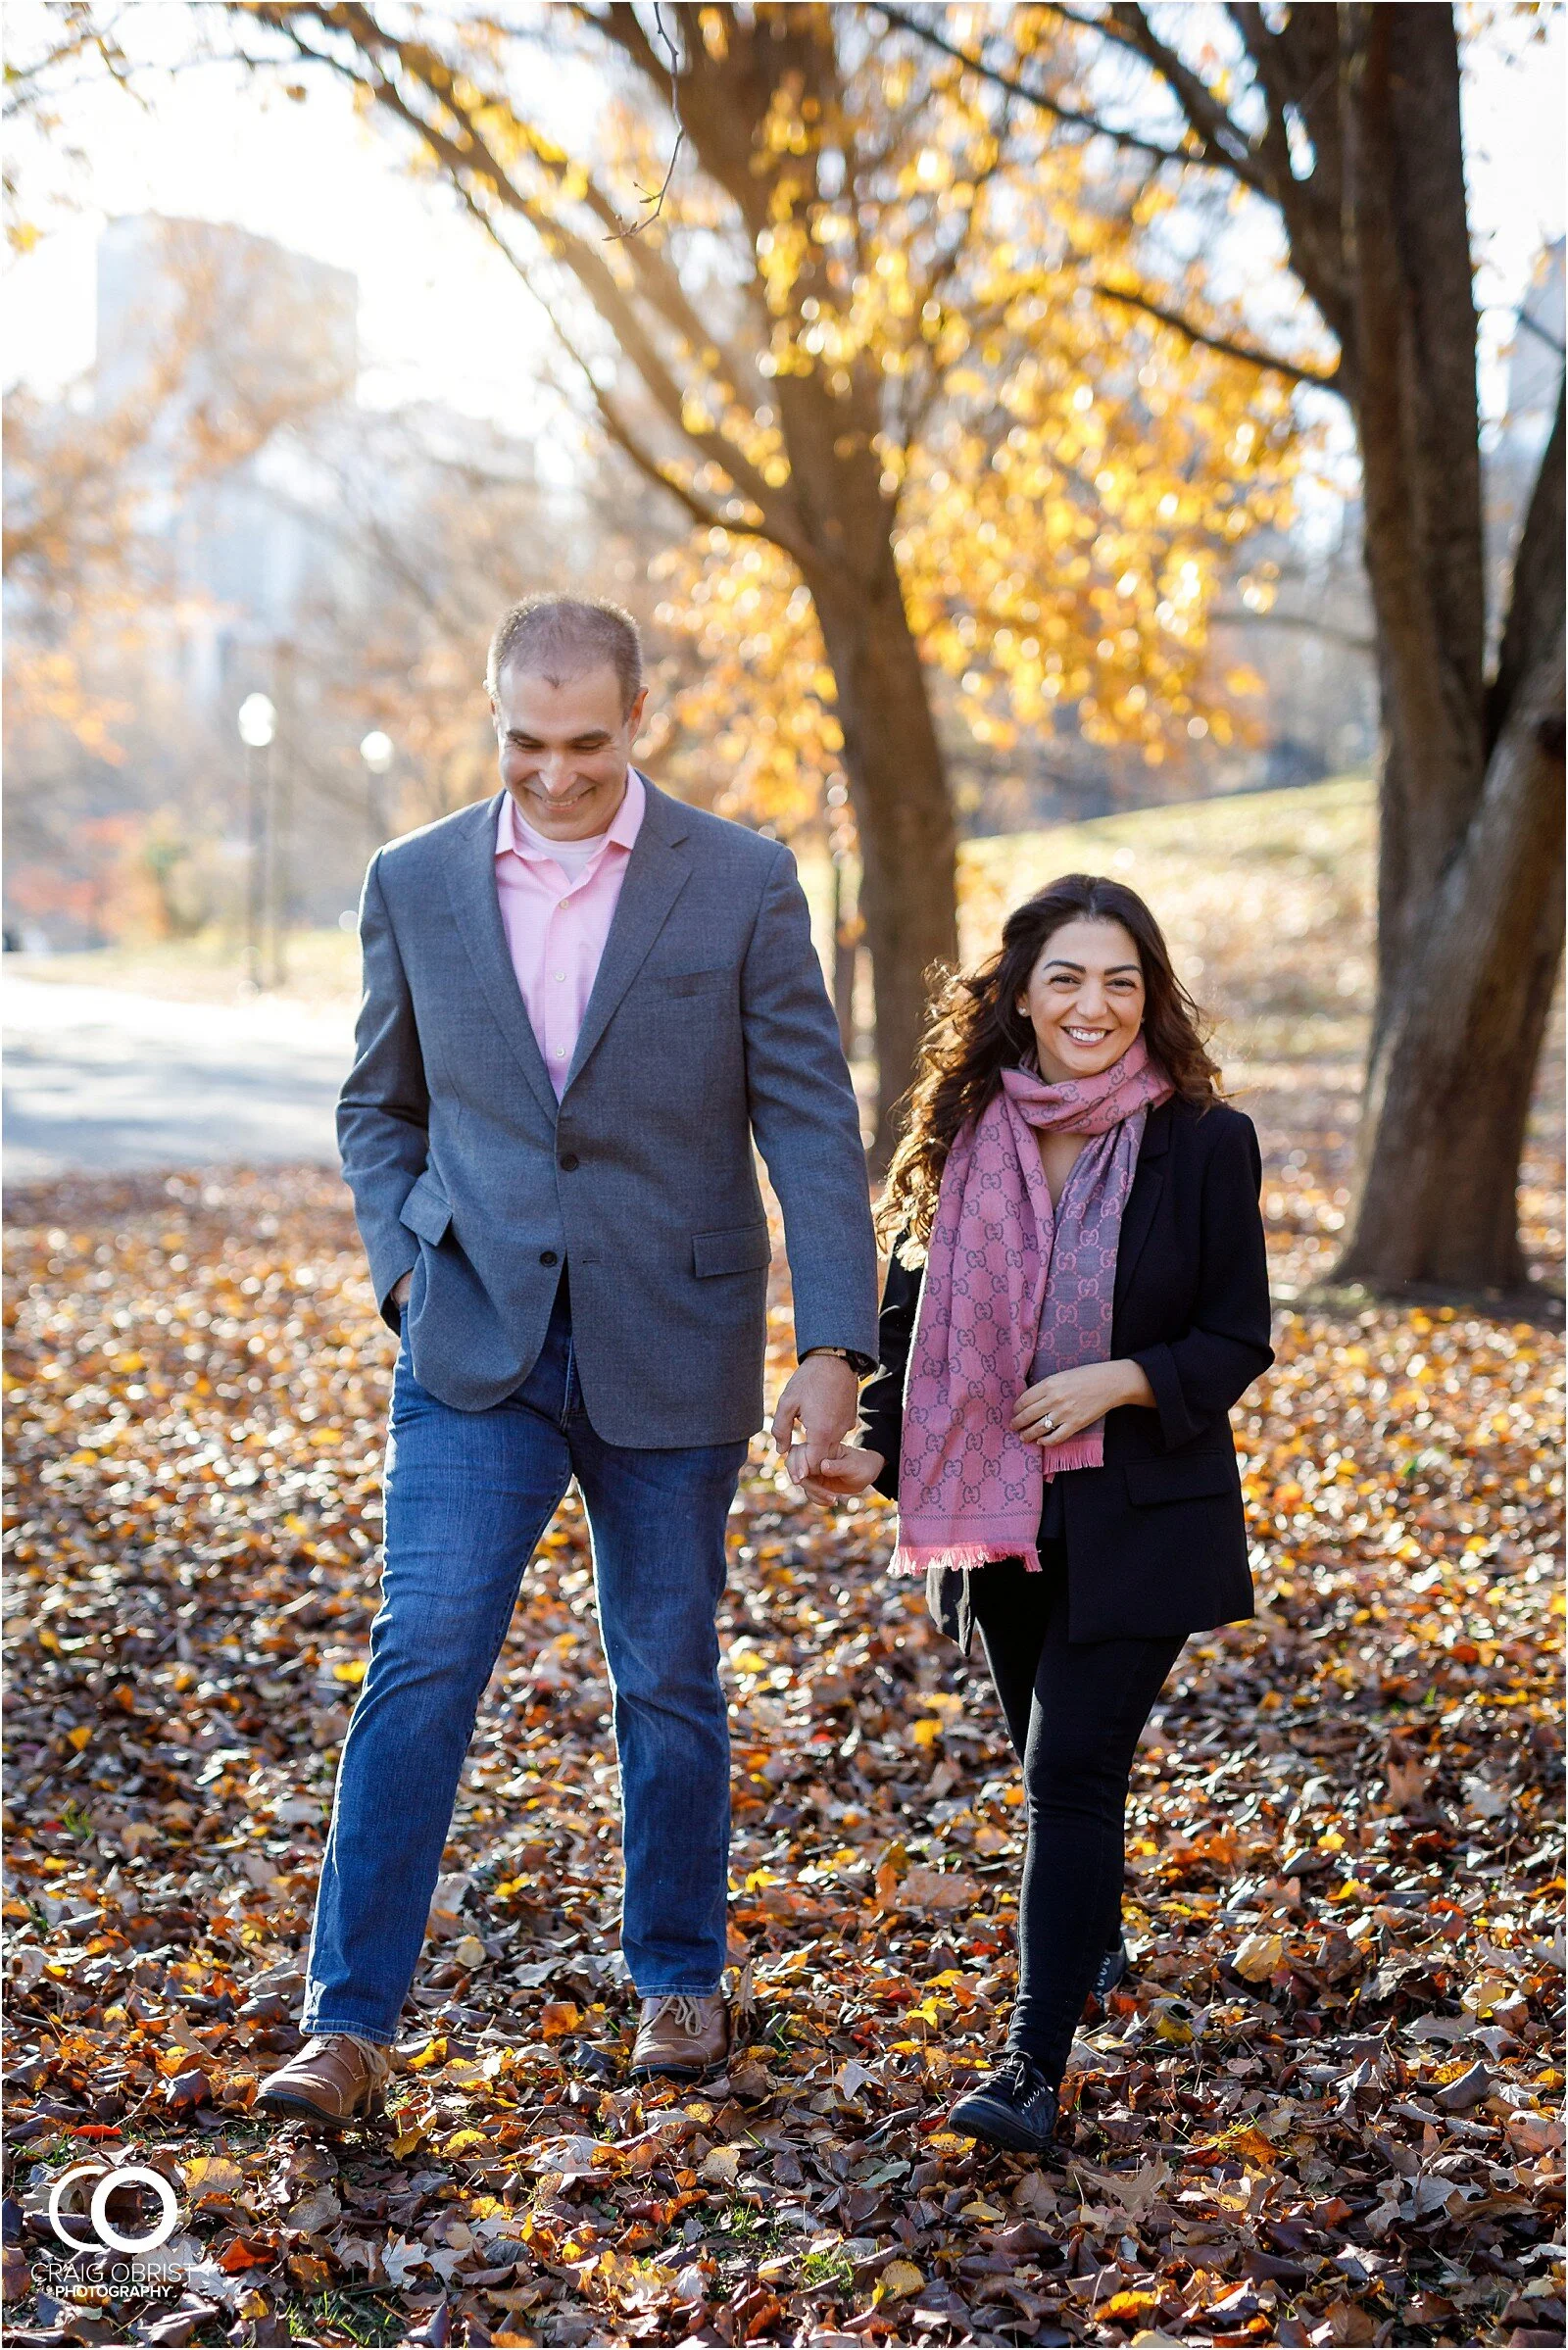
[491,660,649,840]
[1016,915,1147,1083]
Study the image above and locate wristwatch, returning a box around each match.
[803,1345,879,1379]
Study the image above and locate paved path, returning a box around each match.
[3,976,356,1181]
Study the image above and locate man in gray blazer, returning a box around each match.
[260,595,878,2122]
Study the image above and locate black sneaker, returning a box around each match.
[948,2050,1059,2153]
[1093,1935,1130,2003]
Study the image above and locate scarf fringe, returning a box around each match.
[890,1541,1044,1579]
[1038,1434,1103,1475]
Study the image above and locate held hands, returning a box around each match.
[771,1353,861,1490]
[789,1359,1158,1514]
[1011,1357,1155,1444]
[797,1443,885,1506]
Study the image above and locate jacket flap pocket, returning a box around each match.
[399,1171,453,1246]
[693,1222,771,1278]
[1125,1453,1237,1506]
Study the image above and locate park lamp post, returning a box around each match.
[237,692,275,992]
[360,730,394,857]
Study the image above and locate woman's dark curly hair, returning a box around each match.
[878,873,1221,1251]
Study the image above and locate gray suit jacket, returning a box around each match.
[337,777,878,1444]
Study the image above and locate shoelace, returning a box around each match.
[987,2049,1047,2100]
[305,2032,390,2079]
[649,1994,710,2038]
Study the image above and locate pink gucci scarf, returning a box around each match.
[891,1036,1172,1577]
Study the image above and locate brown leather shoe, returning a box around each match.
[630,1993,730,2080]
[258,2032,391,2126]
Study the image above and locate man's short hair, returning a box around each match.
[486,594,644,715]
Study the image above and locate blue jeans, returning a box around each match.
[302,1279,749,2045]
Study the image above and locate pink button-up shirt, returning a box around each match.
[494,769,647,1097]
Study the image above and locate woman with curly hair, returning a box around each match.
[806,875,1273,2153]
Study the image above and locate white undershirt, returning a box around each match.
[513,809,611,882]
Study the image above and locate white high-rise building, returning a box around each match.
[1486,238,1564,644]
[95,216,359,691]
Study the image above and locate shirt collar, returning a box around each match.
[496,767,647,864]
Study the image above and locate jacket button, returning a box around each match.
[558,1152,579,1171]
[539,1249,558,1266]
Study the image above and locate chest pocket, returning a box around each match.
[651,967,732,998]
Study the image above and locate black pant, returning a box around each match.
[969,1549,1183,2085]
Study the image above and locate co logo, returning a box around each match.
[48,2163,179,2255]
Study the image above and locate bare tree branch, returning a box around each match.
[1092,279,1341,393]
[545,318,741,541]
[1517,309,1567,361]
[874,4,1198,170]
[1033,0,1270,196]
[1211,606,1374,654]
[251,3,810,560]
[600,0,687,239]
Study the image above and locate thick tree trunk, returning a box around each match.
[1341,385,1566,1293]
[1332,7,1565,1293]
[624,7,960,1164]
[1337,644,1565,1293]
[808,552,957,1169]
[1342,5,1488,1043]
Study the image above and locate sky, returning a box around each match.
[5,3,1565,444]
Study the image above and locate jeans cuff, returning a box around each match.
[635,1983,724,2000]
[300,2013,397,2049]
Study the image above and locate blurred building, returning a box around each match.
[5,213,621,948]
[1486,238,1565,647]
[96,214,358,415]
[96,215,360,701]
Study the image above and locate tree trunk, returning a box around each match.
[600,5,960,1164]
[1341,5,1488,1041]
[808,551,957,1169]
[1337,641,1565,1294]
[1332,7,1565,1293]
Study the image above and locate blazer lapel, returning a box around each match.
[564,782,693,1096]
[445,794,560,1125]
[1113,1097,1173,1311]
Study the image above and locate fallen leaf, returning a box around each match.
[182,2156,244,2204]
[1460,1773,1510,1819]
[875,2258,924,2302]
[896,1865,979,1913]
[286,2186,341,2235]
[1233,1931,1286,1983]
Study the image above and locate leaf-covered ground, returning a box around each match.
[3,1144,1563,2350]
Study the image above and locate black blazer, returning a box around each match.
[859,1096,1274,1646]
